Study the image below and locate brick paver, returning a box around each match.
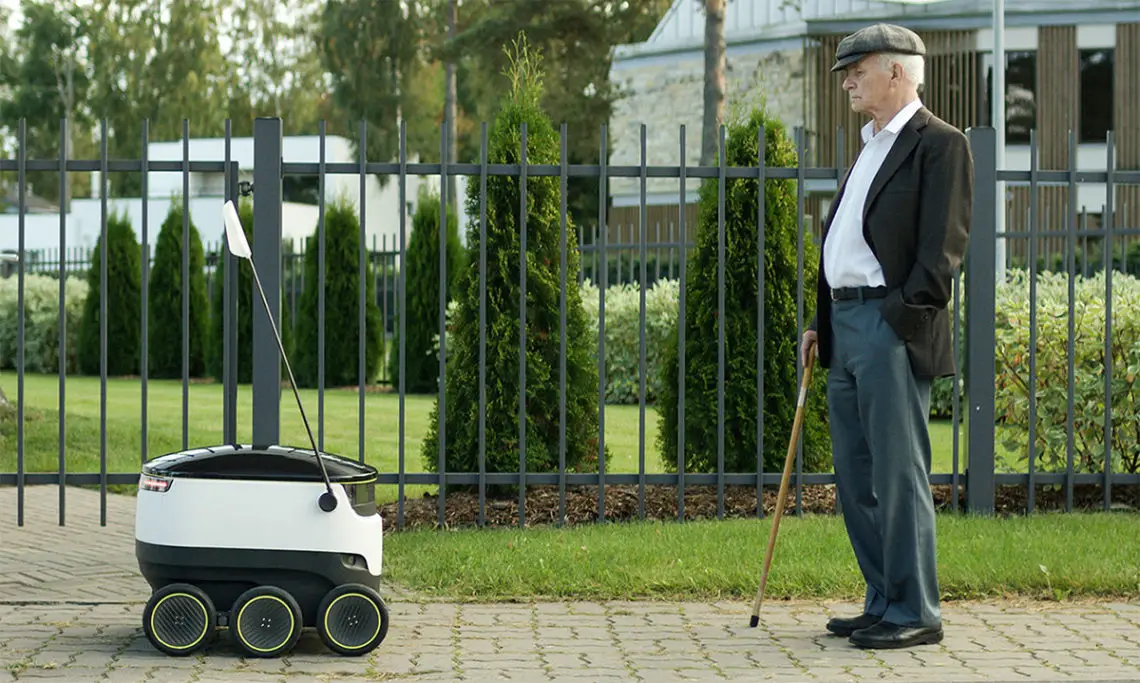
[3,485,1140,682]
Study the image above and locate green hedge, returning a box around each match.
[654,106,831,476]
[994,268,1140,475]
[147,202,210,379]
[421,36,602,485]
[0,274,87,375]
[292,197,385,388]
[78,210,142,377]
[387,185,465,393]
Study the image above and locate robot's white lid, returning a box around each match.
[141,444,376,484]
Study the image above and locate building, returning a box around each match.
[0,133,468,258]
[607,0,1139,265]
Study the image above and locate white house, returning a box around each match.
[606,0,1139,259]
[0,133,470,258]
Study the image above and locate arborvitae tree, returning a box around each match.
[148,201,210,379]
[655,105,832,476]
[206,198,293,384]
[79,210,141,376]
[293,197,384,389]
[387,185,465,392]
[420,34,602,488]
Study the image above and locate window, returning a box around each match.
[1079,49,1113,144]
[981,50,1037,144]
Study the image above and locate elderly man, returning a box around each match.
[801,24,972,649]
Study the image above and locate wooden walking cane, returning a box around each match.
[749,341,816,628]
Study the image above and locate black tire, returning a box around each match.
[143,583,216,656]
[228,585,303,658]
[316,583,389,656]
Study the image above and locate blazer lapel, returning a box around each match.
[861,108,929,223]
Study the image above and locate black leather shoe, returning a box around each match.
[825,613,881,637]
[848,620,943,649]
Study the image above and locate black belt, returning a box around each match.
[830,286,887,301]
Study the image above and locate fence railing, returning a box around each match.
[2,116,1140,529]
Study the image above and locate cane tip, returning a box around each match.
[749,615,759,628]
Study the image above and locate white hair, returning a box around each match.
[878,52,926,88]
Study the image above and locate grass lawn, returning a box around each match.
[5,373,973,497]
[381,511,1140,602]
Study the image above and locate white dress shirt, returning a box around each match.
[823,98,924,288]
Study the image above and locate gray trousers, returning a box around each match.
[826,296,941,628]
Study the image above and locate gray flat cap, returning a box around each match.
[830,23,926,72]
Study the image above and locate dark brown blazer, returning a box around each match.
[808,106,972,379]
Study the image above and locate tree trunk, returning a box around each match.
[701,0,726,167]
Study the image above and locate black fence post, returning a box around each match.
[223,159,240,444]
[253,118,283,448]
[966,126,997,515]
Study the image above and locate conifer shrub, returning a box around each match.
[293,197,384,388]
[147,201,209,379]
[655,105,832,476]
[78,211,142,377]
[387,185,465,392]
[206,198,293,383]
[420,35,603,488]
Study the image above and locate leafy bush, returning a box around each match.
[206,198,293,384]
[388,185,465,393]
[147,201,210,378]
[79,211,142,377]
[0,274,87,375]
[420,35,602,485]
[293,197,384,388]
[579,278,679,404]
[654,105,832,475]
[994,268,1140,475]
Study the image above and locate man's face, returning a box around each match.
[841,55,894,115]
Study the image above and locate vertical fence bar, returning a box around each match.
[598,125,608,522]
[58,117,68,525]
[677,124,687,522]
[519,122,528,528]
[952,266,961,513]
[99,118,108,525]
[438,121,448,527]
[318,121,327,452]
[717,124,726,520]
[223,154,239,445]
[398,120,408,529]
[794,127,806,515]
[182,120,190,451]
[756,124,766,519]
[359,120,367,464]
[478,122,488,527]
[141,120,149,462]
[252,117,283,447]
[834,125,845,516]
[16,118,26,526]
[965,126,997,515]
[559,123,569,526]
[638,123,648,520]
[1102,130,1114,511]
[1027,129,1038,513]
[1065,139,1077,514]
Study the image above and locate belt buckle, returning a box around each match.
[830,288,841,302]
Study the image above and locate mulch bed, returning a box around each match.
[380,482,1140,530]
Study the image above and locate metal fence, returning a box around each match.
[2,116,1140,529]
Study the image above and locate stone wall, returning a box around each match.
[607,43,808,204]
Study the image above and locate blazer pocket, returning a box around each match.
[880,289,931,342]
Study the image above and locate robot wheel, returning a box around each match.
[228,585,304,658]
[142,583,217,657]
[315,583,390,656]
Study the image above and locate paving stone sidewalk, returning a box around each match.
[2,485,1140,682]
